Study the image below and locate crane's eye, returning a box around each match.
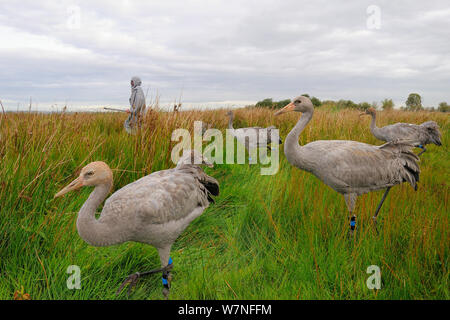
[85,171,94,177]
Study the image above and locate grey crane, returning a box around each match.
[226,110,282,162]
[361,107,442,156]
[275,96,420,233]
[54,150,219,298]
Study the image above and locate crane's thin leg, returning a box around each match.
[344,193,357,236]
[417,145,427,156]
[115,258,173,297]
[372,187,391,233]
[162,258,174,300]
[158,246,173,299]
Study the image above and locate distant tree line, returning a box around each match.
[255,98,292,109]
[253,93,448,112]
[254,94,322,109]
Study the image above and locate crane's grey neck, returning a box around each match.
[284,110,314,170]
[77,182,120,247]
[369,112,383,139]
[228,113,234,129]
[370,112,378,131]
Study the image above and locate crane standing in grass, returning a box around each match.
[54,150,219,298]
[360,107,442,156]
[275,96,420,233]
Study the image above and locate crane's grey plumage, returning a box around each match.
[361,107,442,156]
[275,96,420,233]
[227,110,282,162]
[54,150,219,297]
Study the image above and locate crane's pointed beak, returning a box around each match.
[359,112,368,117]
[54,177,83,198]
[274,102,295,116]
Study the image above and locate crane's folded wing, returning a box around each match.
[101,167,218,226]
[304,140,419,194]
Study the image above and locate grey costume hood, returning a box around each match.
[131,76,142,88]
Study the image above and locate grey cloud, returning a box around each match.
[0,0,449,111]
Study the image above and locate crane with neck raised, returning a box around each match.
[54,150,219,298]
[360,107,442,156]
[275,96,420,233]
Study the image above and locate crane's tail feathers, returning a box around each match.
[403,160,420,190]
[205,177,219,196]
[181,165,220,204]
[420,121,442,146]
[401,152,420,190]
[200,175,220,203]
[380,140,420,190]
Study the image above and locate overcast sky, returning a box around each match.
[0,0,449,111]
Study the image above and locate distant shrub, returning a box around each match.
[438,102,449,112]
[301,94,321,107]
[255,98,275,108]
[275,99,291,109]
[405,93,423,111]
[336,100,358,110]
[381,98,394,110]
[321,100,336,106]
[310,97,322,107]
[358,102,372,111]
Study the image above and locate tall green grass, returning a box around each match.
[0,108,448,299]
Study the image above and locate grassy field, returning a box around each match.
[0,106,448,300]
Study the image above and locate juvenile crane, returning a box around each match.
[227,110,282,162]
[275,96,420,233]
[361,107,442,156]
[54,150,219,298]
